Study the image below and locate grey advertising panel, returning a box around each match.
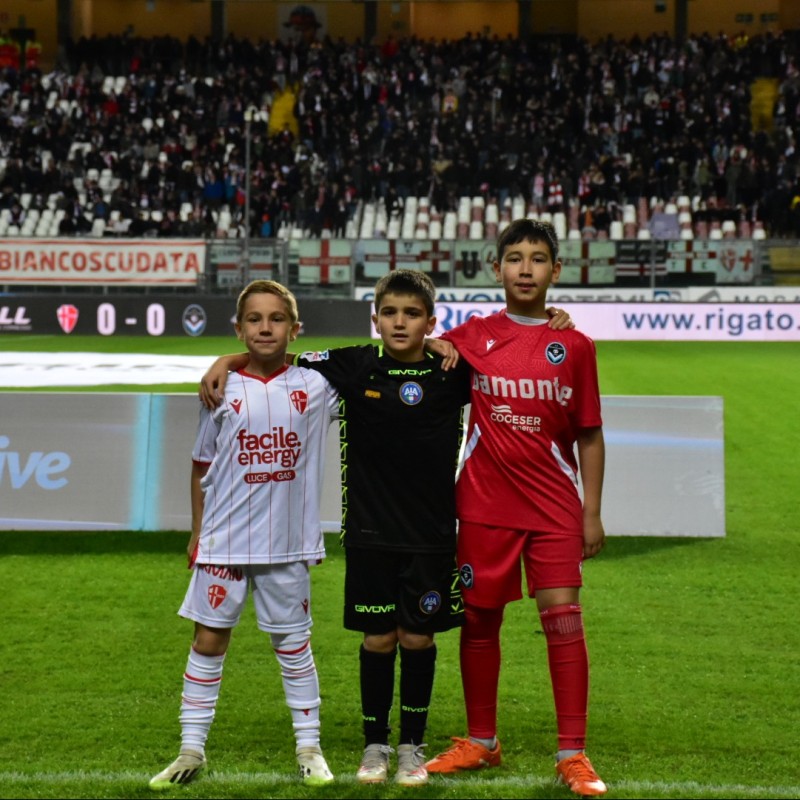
[0,394,725,537]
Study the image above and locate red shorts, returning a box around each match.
[456,521,583,608]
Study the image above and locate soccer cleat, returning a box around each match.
[356,743,392,784]
[148,750,206,791]
[425,736,502,774]
[296,745,334,785]
[395,743,428,786]
[556,752,607,796]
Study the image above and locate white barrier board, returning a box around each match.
[0,393,724,537]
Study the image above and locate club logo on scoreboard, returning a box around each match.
[56,304,79,334]
[182,304,207,337]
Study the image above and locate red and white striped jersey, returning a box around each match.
[442,311,602,536]
[191,365,339,565]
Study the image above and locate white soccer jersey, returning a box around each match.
[191,365,339,565]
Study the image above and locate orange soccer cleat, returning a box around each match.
[556,752,607,796]
[425,736,502,774]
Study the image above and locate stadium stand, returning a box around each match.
[1,30,799,240]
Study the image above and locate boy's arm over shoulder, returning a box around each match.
[200,352,248,409]
[294,344,367,386]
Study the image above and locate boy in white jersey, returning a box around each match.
[149,281,339,791]
[424,219,608,796]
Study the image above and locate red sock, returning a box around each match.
[539,603,589,751]
[460,605,504,739]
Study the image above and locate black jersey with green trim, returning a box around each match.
[295,344,471,552]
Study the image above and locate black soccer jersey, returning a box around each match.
[295,344,471,553]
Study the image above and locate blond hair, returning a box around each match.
[236,280,299,325]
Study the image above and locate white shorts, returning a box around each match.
[179,562,313,634]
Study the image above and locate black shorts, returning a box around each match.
[343,547,464,635]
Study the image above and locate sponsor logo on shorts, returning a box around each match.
[545,341,567,365]
[354,603,396,614]
[208,584,227,608]
[399,381,423,405]
[459,564,474,589]
[419,591,441,615]
[201,565,244,581]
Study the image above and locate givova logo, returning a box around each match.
[0,435,71,489]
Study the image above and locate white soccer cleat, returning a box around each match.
[296,745,334,785]
[356,743,393,784]
[148,750,206,791]
[395,743,428,786]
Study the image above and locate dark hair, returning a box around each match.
[374,269,436,316]
[496,218,559,263]
[236,280,299,324]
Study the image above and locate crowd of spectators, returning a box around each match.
[1,27,800,239]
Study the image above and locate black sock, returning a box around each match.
[399,644,437,745]
[359,644,397,746]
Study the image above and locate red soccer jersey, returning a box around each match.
[442,310,602,536]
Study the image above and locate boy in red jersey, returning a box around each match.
[425,219,607,796]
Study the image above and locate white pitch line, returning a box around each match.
[1,771,798,798]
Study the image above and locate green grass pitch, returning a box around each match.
[1,336,799,799]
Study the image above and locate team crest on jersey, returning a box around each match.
[545,342,567,365]
[399,382,423,405]
[419,591,442,615]
[208,584,227,609]
[230,398,243,414]
[459,564,474,589]
[290,390,308,413]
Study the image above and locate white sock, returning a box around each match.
[470,736,497,750]
[179,648,225,755]
[271,630,321,750]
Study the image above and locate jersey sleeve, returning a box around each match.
[191,403,221,465]
[571,335,603,429]
[295,347,360,393]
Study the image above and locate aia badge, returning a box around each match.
[419,591,441,615]
[290,390,308,414]
[208,584,227,609]
[230,398,243,414]
[545,342,567,366]
[56,304,79,334]
[399,381,423,405]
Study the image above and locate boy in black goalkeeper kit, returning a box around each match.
[200,269,573,785]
